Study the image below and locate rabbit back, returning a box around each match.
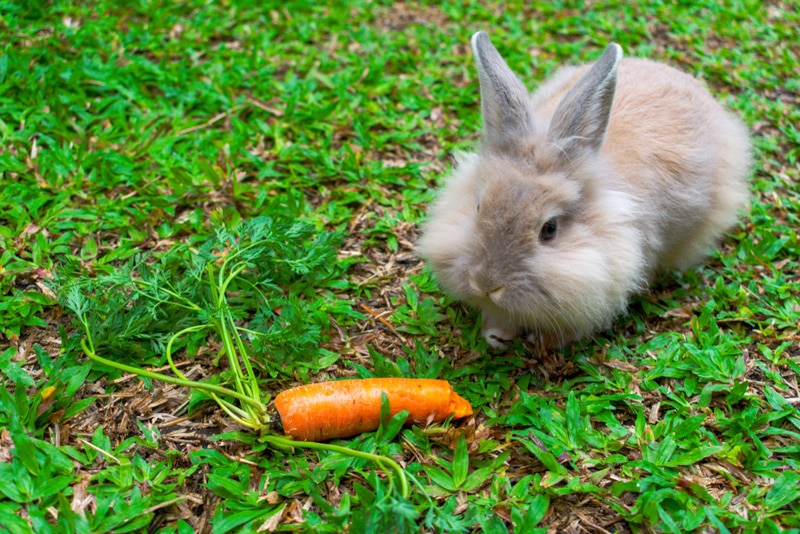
[531,58,751,274]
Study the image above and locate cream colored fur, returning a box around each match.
[416,32,751,349]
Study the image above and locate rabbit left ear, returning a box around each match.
[471,31,537,156]
[547,43,622,162]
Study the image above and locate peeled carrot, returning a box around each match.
[274,378,473,441]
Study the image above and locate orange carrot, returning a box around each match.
[274,378,473,441]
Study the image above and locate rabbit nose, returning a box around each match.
[488,285,507,303]
[467,273,506,303]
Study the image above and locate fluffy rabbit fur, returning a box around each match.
[417,32,751,349]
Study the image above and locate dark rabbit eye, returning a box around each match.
[540,218,558,241]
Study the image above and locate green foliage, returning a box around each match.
[0,407,189,534]
[0,348,93,438]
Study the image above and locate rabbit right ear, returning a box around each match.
[547,43,622,163]
[471,31,537,156]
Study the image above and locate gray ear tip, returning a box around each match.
[471,31,489,44]
[471,31,490,55]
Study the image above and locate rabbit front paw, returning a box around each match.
[481,314,519,349]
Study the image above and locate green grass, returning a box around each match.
[1,0,799,532]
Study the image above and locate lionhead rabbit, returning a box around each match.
[417,32,751,349]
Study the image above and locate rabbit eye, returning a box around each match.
[540,218,558,241]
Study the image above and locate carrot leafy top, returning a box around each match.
[59,215,414,498]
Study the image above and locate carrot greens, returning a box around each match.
[58,215,412,497]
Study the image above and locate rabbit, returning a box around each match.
[416,32,751,349]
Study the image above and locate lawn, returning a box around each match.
[1,0,799,532]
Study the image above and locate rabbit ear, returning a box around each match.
[547,43,622,162]
[471,31,536,155]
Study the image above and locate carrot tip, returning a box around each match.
[450,391,473,419]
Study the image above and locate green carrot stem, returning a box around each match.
[207,264,248,397]
[219,262,248,296]
[79,338,266,413]
[217,312,244,388]
[215,259,260,401]
[211,392,262,430]
[165,324,210,381]
[261,435,410,499]
[228,315,260,399]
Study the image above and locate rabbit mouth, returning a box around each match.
[466,276,554,314]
